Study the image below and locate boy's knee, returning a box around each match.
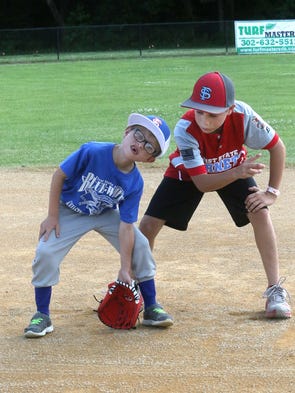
[139,215,149,234]
[248,207,270,224]
[134,227,150,249]
[140,215,162,239]
[32,246,60,287]
[35,241,53,261]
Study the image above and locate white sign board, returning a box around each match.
[234,20,295,54]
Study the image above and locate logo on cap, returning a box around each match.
[152,117,162,127]
[200,86,212,101]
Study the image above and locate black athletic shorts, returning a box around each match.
[144,176,258,230]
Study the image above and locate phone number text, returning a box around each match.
[240,38,295,46]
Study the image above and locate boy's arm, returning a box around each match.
[39,167,67,241]
[117,221,135,285]
[267,138,286,190]
[191,154,265,193]
[245,138,286,212]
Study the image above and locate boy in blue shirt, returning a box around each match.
[24,113,173,337]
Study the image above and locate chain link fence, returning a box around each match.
[0,21,235,63]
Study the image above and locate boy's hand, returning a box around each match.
[236,154,265,179]
[39,215,60,241]
[245,186,277,212]
[117,268,133,286]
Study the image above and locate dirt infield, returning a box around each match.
[0,166,294,393]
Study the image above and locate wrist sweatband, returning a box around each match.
[266,186,280,197]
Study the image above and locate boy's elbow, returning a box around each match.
[191,176,209,193]
[270,138,286,157]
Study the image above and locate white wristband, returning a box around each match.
[266,186,280,197]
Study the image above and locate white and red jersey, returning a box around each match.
[165,100,279,181]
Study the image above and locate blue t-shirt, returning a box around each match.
[60,142,143,223]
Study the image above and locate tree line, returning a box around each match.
[1,0,294,30]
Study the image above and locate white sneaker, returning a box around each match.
[263,277,291,319]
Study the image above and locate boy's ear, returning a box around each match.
[227,104,235,115]
[124,127,132,136]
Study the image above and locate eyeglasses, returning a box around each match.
[133,128,159,156]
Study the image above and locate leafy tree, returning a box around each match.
[0,0,294,29]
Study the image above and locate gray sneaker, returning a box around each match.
[24,312,54,338]
[263,277,291,319]
[142,304,173,327]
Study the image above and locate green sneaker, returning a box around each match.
[24,312,54,338]
[142,304,173,327]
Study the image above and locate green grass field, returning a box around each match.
[1,54,294,167]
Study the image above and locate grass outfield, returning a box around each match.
[1,53,294,167]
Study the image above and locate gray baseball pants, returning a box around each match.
[31,204,156,287]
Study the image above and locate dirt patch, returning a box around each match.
[0,166,294,393]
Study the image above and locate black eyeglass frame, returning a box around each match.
[132,128,159,157]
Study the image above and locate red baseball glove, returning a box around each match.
[97,280,143,329]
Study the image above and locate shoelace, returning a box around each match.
[263,277,291,302]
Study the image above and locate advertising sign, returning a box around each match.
[234,20,295,54]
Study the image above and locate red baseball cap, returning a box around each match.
[181,72,235,114]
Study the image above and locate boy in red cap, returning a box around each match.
[140,71,291,319]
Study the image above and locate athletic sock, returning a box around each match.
[138,279,156,309]
[35,286,52,316]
